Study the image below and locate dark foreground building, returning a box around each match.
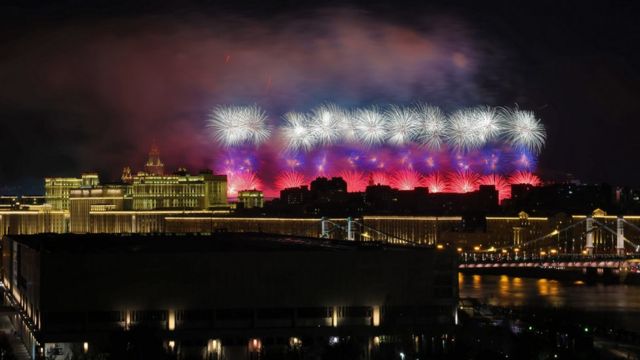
[1,233,457,359]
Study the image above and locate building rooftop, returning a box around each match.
[7,232,428,254]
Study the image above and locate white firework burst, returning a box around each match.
[339,109,358,142]
[501,107,546,153]
[470,106,501,143]
[281,112,316,152]
[446,109,483,152]
[414,104,448,150]
[446,107,501,152]
[207,105,270,146]
[241,105,271,145]
[354,107,387,147]
[309,104,345,146]
[385,105,419,146]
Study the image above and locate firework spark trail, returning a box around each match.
[446,109,484,152]
[275,171,306,190]
[501,108,547,154]
[370,171,391,186]
[449,170,480,193]
[423,172,448,193]
[227,171,263,197]
[509,170,541,186]
[339,170,368,192]
[471,106,501,143]
[208,105,270,146]
[209,104,546,152]
[385,105,419,146]
[415,104,448,150]
[281,112,316,152]
[480,173,511,201]
[354,107,387,147]
[309,104,345,146]
[339,109,357,142]
[209,104,547,198]
[391,169,423,190]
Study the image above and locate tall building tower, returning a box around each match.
[144,143,164,175]
[121,166,133,183]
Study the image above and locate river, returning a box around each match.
[459,273,640,333]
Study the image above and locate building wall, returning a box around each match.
[44,174,99,211]
[131,174,227,210]
[2,238,42,356]
[238,190,264,209]
[89,211,217,233]
[1,235,456,345]
[204,174,227,207]
[44,178,83,211]
[165,217,333,238]
[485,214,553,249]
[361,216,463,245]
[0,211,67,237]
[69,188,125,233]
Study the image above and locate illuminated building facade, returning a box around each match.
[237,190,264,209]
[485,212,555,249]
[131,169,227,210]
[0,210,67,237]
[44,173,99,211]
[41,146,228,234]
[361,216,464,245]
[144,143,164,175]
[69,187,126,233]
[2,233,457,359]
[89,210,219,233]
[568,209,640,254]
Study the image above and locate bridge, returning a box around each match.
[316,214,640,272]
[458,214,640,270]
[459,256,640,270]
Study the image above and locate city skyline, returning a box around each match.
[2,1,640,359]
[1,1,639,194]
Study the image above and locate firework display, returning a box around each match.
[207,105,271,146]
[209,104,546,199]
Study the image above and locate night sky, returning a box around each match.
[0,0,639,194]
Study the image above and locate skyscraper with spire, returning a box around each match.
[144,142,164,175]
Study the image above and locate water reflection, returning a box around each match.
[459,273,640,332]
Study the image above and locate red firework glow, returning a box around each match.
[509,170,541,186]
[275,171,306,190]
[480,173,511,200]
[227,172,263,197]
[370,171,391,186]
[423,172,448,193]
[449,171,480,193]
[391,169,423,190]
[339,170,368,192]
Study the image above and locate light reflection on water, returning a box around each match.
[459,273,640,331]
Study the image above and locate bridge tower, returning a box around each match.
[321,217,329,238]
[617,217,625,255]
[585,217,594,255]
[346,217,354,241]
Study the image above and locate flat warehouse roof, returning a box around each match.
[6,232,434,254]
